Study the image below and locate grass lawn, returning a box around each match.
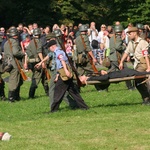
[0,72,150,150]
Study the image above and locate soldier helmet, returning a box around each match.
[53,29,62,37]
[79,25,88,32]
[8,27,18,37]
[46,33,56,40]
[114,25,124,33]
[136,23,144,30]
[33,28,41,36]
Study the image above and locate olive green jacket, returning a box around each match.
[26,38,42,59]
[108,35,126,61]
[75,34,91,54]
[4,38,25,69]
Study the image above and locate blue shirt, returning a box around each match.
[48,47,68,70]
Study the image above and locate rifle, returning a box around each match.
[56,37,83,87]
[8,39,28,81]
[34,38,51,80]
[80,35,99,73]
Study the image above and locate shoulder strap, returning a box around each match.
[80,35,86,51]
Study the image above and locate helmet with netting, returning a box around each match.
[53,29,62,37]
[114,25,123,33]
[33,28,41,36]
[136,23,144,30]
[79,25,88,32]
[8,28,18,37]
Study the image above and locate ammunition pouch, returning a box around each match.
[77,52,88,65]
[58,65,73,81]
[102,57,111,68]
[139,56,148,70]
[27,57,40,63]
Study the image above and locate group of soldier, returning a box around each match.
[0,21,150,112]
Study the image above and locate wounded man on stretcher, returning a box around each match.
[79,68,150,85]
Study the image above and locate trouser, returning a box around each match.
[135,64,150,100]
[29,65,49,98]
[51,77,88,112]
[49,70,78,108]
[8,68,23,101]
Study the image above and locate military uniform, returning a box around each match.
[47,40,88,112]
[108,26,134,90]
[4,31,25,102]
[26,37,49,98]
[124,36,150,104]
[75,34,93,76]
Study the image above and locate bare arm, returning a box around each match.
[145,55,150,72]
[119,52,128,70]
[34,55,49,68]
[61,60,72,78]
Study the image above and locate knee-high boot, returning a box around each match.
[29,87,36,98]
[15,86,21,101]
[8,91,15,102]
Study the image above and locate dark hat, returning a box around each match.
[47,40,57,47]
[127,27,138,33]
[46,33,56,40]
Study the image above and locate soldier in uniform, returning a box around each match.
[108,24,134,90]
[75,24,97,76]
[26,28,49,98]
[36,40,89,112]
[75,25,108,91]
[136,23,147,40]
[119,27,150,105]
[4,27,26,102]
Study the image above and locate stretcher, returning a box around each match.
[87,74,149,85]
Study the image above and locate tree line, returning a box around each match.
[0,0,150,29]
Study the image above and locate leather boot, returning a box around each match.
[15,86,21,101]
[0,80,6,100]
[29,87,36,99]
[8,91,15,102]
[1,89,6,101]
[44,85,49,96]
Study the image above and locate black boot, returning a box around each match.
[44,85,49,96]
[8,91,15,103]
[29,87,36,99]
[0,80,6,100]
[0,88,6,101]
[15,86,21,101]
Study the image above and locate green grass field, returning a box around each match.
[1,74,150,150]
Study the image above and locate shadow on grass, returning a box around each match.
[94,102,141,108]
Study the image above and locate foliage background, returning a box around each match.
[0,0,150,29]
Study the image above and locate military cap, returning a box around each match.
[47,40,57,47]
[126,27,138,33]
[46,33,56,40]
